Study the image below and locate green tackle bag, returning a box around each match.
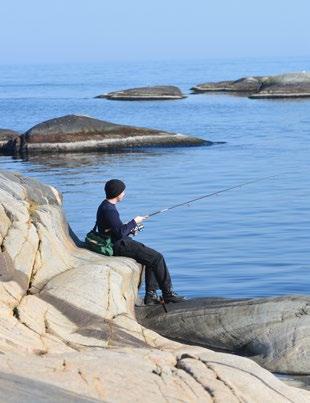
[85,222,114,256]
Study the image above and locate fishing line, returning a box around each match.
[146,172,288,218]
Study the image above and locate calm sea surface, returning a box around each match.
[0,57,310,299]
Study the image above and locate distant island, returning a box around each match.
[191,72,310,98]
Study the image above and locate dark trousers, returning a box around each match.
[113,237,172,292]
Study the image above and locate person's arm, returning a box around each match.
[105,208,137,239]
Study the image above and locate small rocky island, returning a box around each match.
[2,114,212,155]
[95,85,186,100]
[0,170,309,401]
[191,72,310,98]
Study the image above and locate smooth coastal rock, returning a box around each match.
[249,72,310,98]
[191,76,264,93]
[7,114,209,154]
[136,296,310,374]
[0,170,309,401]
[192,72,310,98]
[95,85,186,100]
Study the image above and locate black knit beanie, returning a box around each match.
[105,179,126,199]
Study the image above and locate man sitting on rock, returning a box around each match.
[96,179,186,305]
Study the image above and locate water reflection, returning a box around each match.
[5,148,166,169]
[191,91,253,98]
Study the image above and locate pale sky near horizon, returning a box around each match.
[0,0,309,64]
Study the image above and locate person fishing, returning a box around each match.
[96,179,186,305]
[94,173,282,305]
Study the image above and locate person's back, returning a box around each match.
[97,199,136,242]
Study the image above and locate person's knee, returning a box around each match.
[152,251,164,266]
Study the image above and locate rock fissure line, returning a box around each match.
[12,223,32,260]
[173,366,207,400]
[201,360,295,403]
[13,298,81,354]
[201,360,245,403]
[3,284,19,303]
[1,200,44,315]
[106,270,112,314]
[77,369,89,385]
[10,221,41,311]
[36,265,77,295]
[27,227,42,294]
[0,205,14,247]
[11,306,47,354]
[152,379,171,403]
[175,357,220,402]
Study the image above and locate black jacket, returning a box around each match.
[96,199,136,242]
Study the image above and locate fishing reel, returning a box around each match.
[130,224,144,236]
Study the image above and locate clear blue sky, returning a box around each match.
[1,0,309,64]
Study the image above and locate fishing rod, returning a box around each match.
[145,172,286,218]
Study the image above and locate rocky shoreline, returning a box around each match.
[0,170,309,401]
[0,70,310,402]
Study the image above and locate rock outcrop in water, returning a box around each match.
[95,85,186,100]
[249,72,310,98]
[136,296,310,374]
[0,170,309,401]
[192,77,263,93]
[0,129,19,153]
[191,72,310,98]
[4,114,210,154]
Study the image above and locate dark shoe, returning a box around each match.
[162,290,186,304]
[144,290,161,305]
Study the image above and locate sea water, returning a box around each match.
[0,57,310,299]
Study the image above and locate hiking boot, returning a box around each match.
[162,289,186,304]
[144,290,161,305]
